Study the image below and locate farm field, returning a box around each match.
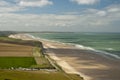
[0,42,33,57]
[0,70,83,80]
[0,57,36,69]
[0,41,53,69]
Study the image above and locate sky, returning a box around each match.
[0,0,120,32]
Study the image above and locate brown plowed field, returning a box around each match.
[0,42,33,57]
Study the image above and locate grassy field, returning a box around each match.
[0,41,54,69]
[0,37,54,69]
[0,57,36,69]
[0,70,83,80]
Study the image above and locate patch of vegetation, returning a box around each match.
[33,47,43,56]
[0,70,83,80]
[68,74,84,80]
[32,47,54,69]
[31,57,55,69]
[0,57,36,69]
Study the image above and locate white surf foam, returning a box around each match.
[75,44,120,59]
[75,44,95,50]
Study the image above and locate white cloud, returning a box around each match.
[106,5,120,12]
[0,4,120,32]
[19,0,53,7]
[0,6,119,28]
[0,0,53,13]
[82,5,120,26]
[96,11,106,16]
[0,7,24,13]
[108,8,119,12]
[0,1,10,6]
[71,0,100,5]
[0,0,24,13]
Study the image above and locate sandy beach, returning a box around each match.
[9,34,120,80]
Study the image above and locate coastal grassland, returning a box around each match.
[0,57,36,69]
[0,70,83,80]
[0,36,83,80]
[0,37,54,69]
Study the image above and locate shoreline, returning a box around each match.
[9,33,120,80]
[14,33,120,60]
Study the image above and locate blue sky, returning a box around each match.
[0,0,120,32]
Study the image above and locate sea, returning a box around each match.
[29,32,120,59]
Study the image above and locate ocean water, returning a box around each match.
[29,32,120,59]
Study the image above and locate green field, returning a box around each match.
[0,70,83,80]
[0,57,36,69]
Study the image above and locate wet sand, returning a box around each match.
[9,34,120,80]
